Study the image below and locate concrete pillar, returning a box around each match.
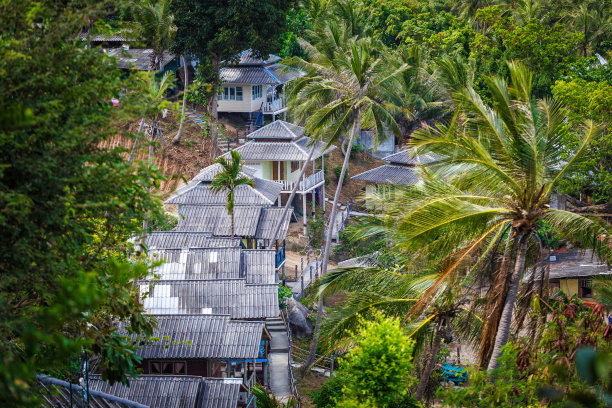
[302,193,307,235]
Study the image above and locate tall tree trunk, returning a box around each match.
[270,146,316,241]
[128,117,146,164]
[141,121,156,233]
[302,109,360,377]
[415,318,444,401]
[478,235,515,367]
[231,210,235,239]
[487,233,528,370]
[206,55,220,162]
[173,55,188,144]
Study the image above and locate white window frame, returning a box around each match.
[252,84,262,100]
[218,86,243,101]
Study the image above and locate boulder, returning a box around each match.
[286,297,313,338]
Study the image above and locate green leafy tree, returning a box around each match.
[210,151,255,238]
[0,1,164,405]
[334,313,417,407]
[170,0,293,160]
[551,79,612,203]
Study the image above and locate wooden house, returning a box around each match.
[227,120,335,234]
[88,374,245,408]
[217,50,303,122]
[121,314,270,395]
[544,249,609,298]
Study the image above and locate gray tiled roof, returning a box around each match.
[232,136,334,161]
[255,207,292,240]
[383,149,440,166]
[201,378,242,408]
[247,120,305,140]
[39,376,146,408]
[77,33,132,42]
[165,178,281,206]
[176,206,263,236]
[267,64,303,83]
[107,48,174,71]
[351,164,421,185]
[128,314,264,359]
[192,163,257,183]
[145,232,240,250]
[140,279,279,318]
[147,248,276,284]
[219,67,279,85]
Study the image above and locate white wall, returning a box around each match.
[217,84,253,113]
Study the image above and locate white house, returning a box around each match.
[226,120,335,234]
[217,50,303,122]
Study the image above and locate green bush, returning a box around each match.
[333,165,348,182]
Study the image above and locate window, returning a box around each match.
[579,278,593,298]
[252,85,262,100]
[290,161,300,172]
[218,86,243,101]
[149,361,186,375]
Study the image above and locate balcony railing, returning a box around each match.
[263,97,284,113]
[275,169,324,192]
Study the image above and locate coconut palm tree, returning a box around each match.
[287,29,408,374]
[172,55,189,144]
[401,60,608,370]
[210,151,255,239]
[129,0,176,70]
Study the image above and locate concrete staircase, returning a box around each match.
[185,108,237,155]
[266,317,292,398]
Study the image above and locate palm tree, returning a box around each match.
[210,151,255,239]
[287,29,407,374]
[128,71,175,164]
[401,60,608,369]
[129,0,176,70]
[252,384,297,407]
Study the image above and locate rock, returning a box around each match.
[286,297,313,338]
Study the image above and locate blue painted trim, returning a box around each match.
[262,66,280,84]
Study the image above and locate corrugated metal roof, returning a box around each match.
[147,248,275,284]
[39,376,146,408]
[176,206,262,236]
[77,33,132,42]
[88,375,204,408]
[351,164,420,185]
[145,232,239,250]
[148,248,243,280]
[125,315,264,359]
[241,249,277,284]
[231,137,334,161]
[106,48,174,71]
[246,120,304,140]
[382,149,441,166]
[140,279,279,318]
[255,207,292,240]
[201,378,242,408]
[524,249,609,281]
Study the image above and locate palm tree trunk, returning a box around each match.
[128,117,146,164]
[141,119,156,233]
[173,55,188,144]
[415,318,444,401]
[231,211,235,239]
[302,109,360,377]
[270,146,316,242]
[207,55,220,161]
[487,233,527,370]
